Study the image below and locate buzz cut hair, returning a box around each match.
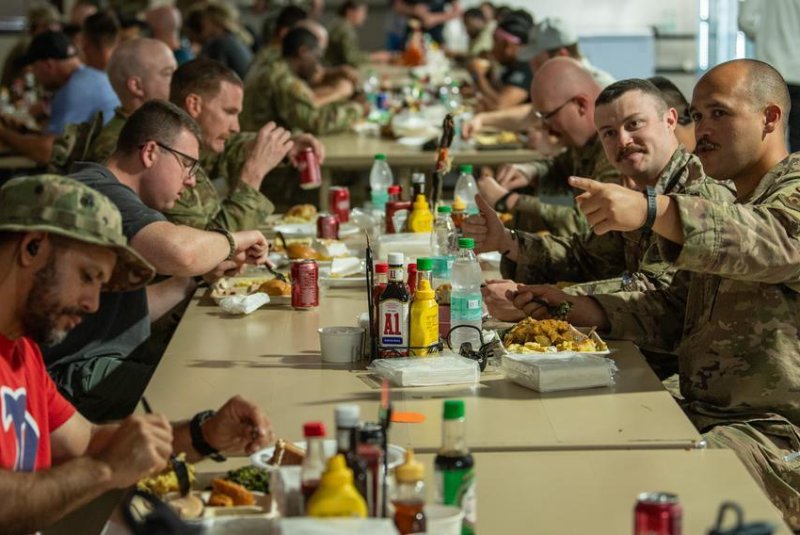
[741,59,791,128]
[169,58,242,108]
[282,27,319,58]
[595,78,669,115]
[115,99,202,155]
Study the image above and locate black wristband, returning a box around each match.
[642,186,657,232]
[210,228,236,261]
[495,191,515,213]
[190,410,226,462]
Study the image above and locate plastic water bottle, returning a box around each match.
[369,153,393,212]
[450,238,483,352]
[431,205,457,257]
[454,165,479,216]
[363,70,380,108]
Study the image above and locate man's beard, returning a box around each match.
[21,255,85,347]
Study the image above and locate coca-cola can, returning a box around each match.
[634,492,682,535]
[298,148,321,190]
[329,186,350,222]
[317,212,339,239]
[291,260,319,309]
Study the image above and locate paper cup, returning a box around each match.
[424,504,464,535]
[319,326,365,363]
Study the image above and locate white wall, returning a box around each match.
[463,0,699,34]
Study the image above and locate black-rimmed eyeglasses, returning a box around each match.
[150,141,200,177]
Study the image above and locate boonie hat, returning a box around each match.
[519,17,579,63]
[21,31,78,66]
[0,175,155,292]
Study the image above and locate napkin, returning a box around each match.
[218,293,269,315]
[330,257,362,277]
[276,518,398,534]
[502,352,617,392]
[369,354,480,387]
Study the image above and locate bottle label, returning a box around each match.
[437,467,476,535]
[388,267,404,282]
[451,292,482,322]
[379,299,409,348]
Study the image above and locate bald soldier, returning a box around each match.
[510,60,800,527]
[477,57,622,236]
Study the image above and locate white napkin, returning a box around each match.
[330,257,362,277]
[218,293,270,315]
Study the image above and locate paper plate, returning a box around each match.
[250,440,406,470]
[274,222,359,238]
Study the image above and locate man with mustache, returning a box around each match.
[510,59,800,527]
[466,78,727,322]
[476,57,621,237]
[43,100,271,422]
[0,175,275,533]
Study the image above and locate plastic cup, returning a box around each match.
[424,504,464,535]
[318,326,365,363]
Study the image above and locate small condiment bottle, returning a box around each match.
[358,423,384,516]
[407,262,418,297]
[301,421,327,512]
[393,449,427,534]
[306,454,368,518]
[372,262,389,348]
[407,194,433,233]
[335,404,368,501]
[385,185,411,234]
[451,196,467,230]
[409,277,439,356]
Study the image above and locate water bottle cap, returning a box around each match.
[416,257,433,271]
[458,237,474,249]
[374,153,386,160]
[459,164,473,174]
[388,184,401,194]
[437,205,452,213]
[443,399,465,420]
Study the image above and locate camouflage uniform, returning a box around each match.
[86,107,128,164]
[164,132,275,231]
[326,18,367,67]
[502,148,729,295]
[512,135,622,236]
[240,58,363,134]
[592,153,800,527]
[244,44,281,85]
[48,111,108,174]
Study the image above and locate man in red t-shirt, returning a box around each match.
[0,174,275,533]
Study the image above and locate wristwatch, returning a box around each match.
[501,229,518,257]
[642,186,658,232]
[494,191,515,213]
[210,228,236,261]
[190,410,226,462]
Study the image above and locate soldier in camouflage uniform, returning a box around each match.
[511,60,800,528]
[240,27,365,135]
[247,5,307,84]
[478,58,622,237]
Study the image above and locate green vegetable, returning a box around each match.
[225,466,270,494]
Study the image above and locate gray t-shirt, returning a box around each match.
[42,162,166,371]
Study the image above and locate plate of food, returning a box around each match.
[274,222,360,238]
[277,238,354,262]
[250,439,406,471]
[474,130,523,150]
[280,203,318,223]
[209,275,292,305]
[501,317,609,355]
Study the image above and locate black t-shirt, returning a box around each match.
[404,0,452,44]
[499,60,533,98]
[202,33,254,80]
[42,162,166,371]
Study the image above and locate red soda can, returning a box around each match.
[291,260,319,309]
[298,148,321,190]
[316,213,339,239]
[634,492,682,535]
[329,186,350,222]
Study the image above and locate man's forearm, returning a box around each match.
[131,222,232,276]
[480,104,532,131]
[0,457,114,535]
[0,126,55,164]
[475,76,499,109]
[146,277,197,322]
[652,195,684,244]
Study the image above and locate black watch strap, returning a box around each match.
[642,186,658,232]
[494,191,514,213]
[190,410,226,462]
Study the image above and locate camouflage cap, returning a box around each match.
[0,175,155,292]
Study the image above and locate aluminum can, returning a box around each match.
[298,148,321,190]
[316,212,340,239]
[329,186,350,222]
[634,492,682,535]
[376,91,389,110]
[291,260,319,309]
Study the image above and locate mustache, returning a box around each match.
[617,144,645,161]
[695,137,720,151]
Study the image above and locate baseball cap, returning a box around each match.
[0,175,155,292]
[519,17,579,63]
[21,31,77,66]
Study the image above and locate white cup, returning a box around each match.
[319,326,365,363]
[424,504,464,535]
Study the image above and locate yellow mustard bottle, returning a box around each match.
[409,277,439,356]
[407,194,433,233]
[306,454,368,518]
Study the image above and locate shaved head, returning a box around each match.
[146,5,182,35]
[108,38,178,107]
[533,57,600,105]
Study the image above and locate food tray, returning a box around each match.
[209,275,291,306]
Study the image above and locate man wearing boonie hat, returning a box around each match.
[0,175,275,533]
[0,30,119,164]
[467,9,533,111]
